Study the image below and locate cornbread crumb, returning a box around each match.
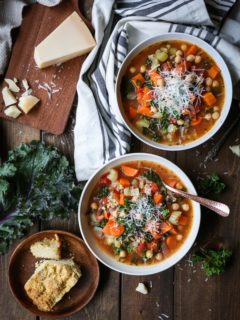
[30,234,61,260]
[24,259,81,311]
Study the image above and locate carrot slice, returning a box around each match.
[164,177,177,188]
[186,45,198,56]
[131,73,145,87]
[102,220,124,236]
[208,65,220,79]
[179,215,188,225]
[137,106,153,117]
[119,178,130,187]
[149,70,163,86]
[122,165,139,177]
[203,92,217,107]
[119,193,125,205]
[166,236,178,250]
[153,193,163,204]
[159,221,172,234]
[104,212,110,219]
[191,116,202,126]
[128,106,137,119]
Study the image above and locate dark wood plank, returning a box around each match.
[0,0,91,135]
[0,121,40,320]
[174,103,240,320]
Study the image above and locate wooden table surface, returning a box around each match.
[0,1,240,320]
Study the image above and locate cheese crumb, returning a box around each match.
[136,282,148,295]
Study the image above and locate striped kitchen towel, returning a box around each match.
[74,0,240,181]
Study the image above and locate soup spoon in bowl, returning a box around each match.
[162,181,230,217]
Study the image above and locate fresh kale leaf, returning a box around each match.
[0,141,82,254]
[191,248,232,276]
[96,186,109,199]
[198,174,226,195]
[144,169,163,187]
[161,204,170,220]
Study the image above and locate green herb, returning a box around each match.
[198,174,226,195]
[0,141,82,254]
[112,245,121,255]
[121,77,135,98]
[98,219,108,228]
[96,185,109,199]
[202,60,211,70]
[192,248,232,276]
[119,198,134,211]
[144,169,163,187]
[161,204,170,220]
[126,243,133,253]
[136,79,141,87]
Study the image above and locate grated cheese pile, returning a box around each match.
[151,69,204,116]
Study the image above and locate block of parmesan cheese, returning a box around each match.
[34,11,96,68]
[24,259,81,311]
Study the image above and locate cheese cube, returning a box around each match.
[2,87,17,106]
[4,78,20,92]
[34,11,96,68]
[4,105,22,118]
[18,95,40,114]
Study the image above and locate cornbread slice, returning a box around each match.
[30,234,61,260]
[24,259,81,311]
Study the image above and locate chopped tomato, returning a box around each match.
[101,197,108,205]
[149,182,159,194]
[153,193,163,204]
[147,241,158,251]
[99,173,111,185]
[136,242,147,255]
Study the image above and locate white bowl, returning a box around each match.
[115,32,233,151]
[78,153,201,275]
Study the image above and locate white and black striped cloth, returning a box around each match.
[74,0,240,181]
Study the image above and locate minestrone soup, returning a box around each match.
[87,161,193,265]
[121,40,225,145]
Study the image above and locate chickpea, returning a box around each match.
[195,55,202,64]
[212,111,220,120]
[204,113,212,121]
[181,44,187,51]
[119,250,126,258]
[206,86,211,92]
[155,252,163,261]
[129,66,136,73]
[213,106,220,112]
[146,250,153,259]
[205,77,213,87]
[151,106,157,113]
[140,65,146,73]
[212,80,219,88]
[132,178,139,187]
[166,44,171,49]
[177,119,184,126]
[186,54,195,62]
[91,202,98,210]
[176,182,183,190]
[178,225,184,231]
[176,234,183,241]
[175,55,182,64]
[182,203,190,211]
[172,203,180,210]
[176,50,183,56]
[161,47,168,52]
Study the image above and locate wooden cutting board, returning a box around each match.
[0,0,92,135]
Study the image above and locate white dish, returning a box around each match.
[78,153,201,275]
[115,32,233,151]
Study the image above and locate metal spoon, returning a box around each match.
[162,181,230,217]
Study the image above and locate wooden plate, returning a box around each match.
[8,230,99,318]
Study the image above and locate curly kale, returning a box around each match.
[0,141,82,254]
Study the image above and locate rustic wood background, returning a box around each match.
[0,1,239,319]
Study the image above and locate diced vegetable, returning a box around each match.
[131,73,145,87]
[119,178,130,187]
[102,220,124,236]
[135,118,150,129]
[208,65,220,79]
[122,165,139,177]
[202,92,217,107]
[166,236,177,250]
[107,169,118,182]
[169,211,182,225]
[153,193,163,204]
[137,106,153,117]
[186,45,198,56]
[128,106,137,119]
